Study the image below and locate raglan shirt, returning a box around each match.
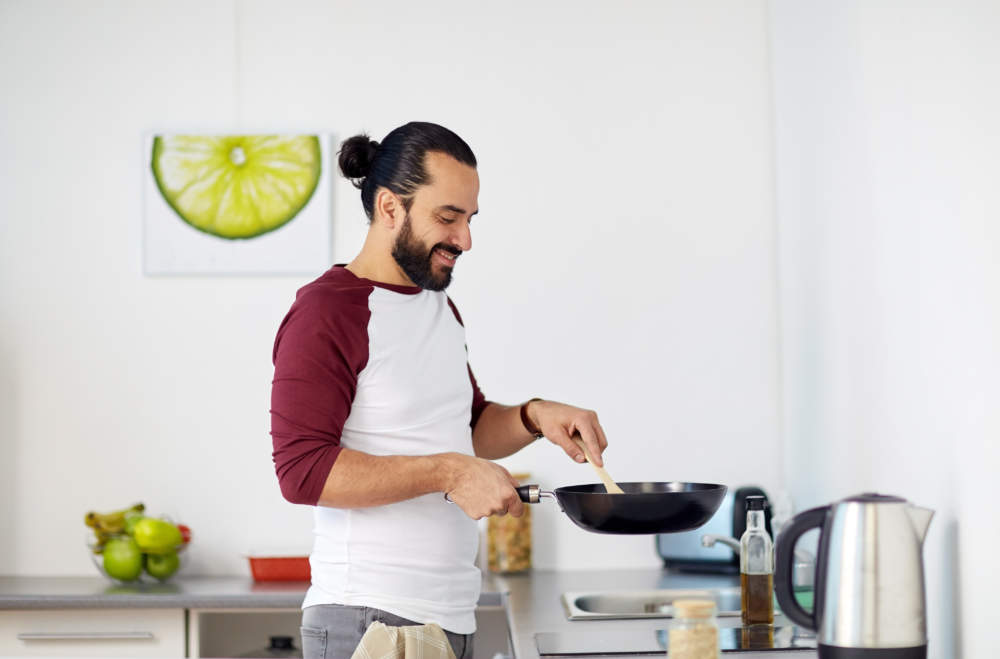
[270,265,490,634]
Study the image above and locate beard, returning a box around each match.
[391,213,461,291]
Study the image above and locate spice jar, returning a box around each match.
[668,599,719,659]
[487,472,531,573]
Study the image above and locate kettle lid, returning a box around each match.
[843,492,906,503]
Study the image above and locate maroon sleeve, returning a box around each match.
[446,296,493,430]
[467,365,490,430]
[270,285,371,505]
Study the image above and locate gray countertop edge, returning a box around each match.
[1,594,304,610]
[2,595,506,611]
[0,576,504,611]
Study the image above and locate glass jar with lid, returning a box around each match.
[668,599,719,659]
[487,472,531,573]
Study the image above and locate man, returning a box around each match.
[270,121,608,659]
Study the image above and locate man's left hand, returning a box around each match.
[524,400,609,467]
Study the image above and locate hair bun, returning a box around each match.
[338,134,379,186]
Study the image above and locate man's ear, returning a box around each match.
[374,188,402,229]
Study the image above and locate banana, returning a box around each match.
[91,527,111,546]
[84,503,145,535]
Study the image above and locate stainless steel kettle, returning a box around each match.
[774,493,934,659]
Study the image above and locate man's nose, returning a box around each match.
[453,221,472,252]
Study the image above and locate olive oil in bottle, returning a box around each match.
[740,495,774,625]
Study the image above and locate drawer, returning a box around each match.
[0,608,185,657]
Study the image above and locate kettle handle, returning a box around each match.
[775,505,828,631]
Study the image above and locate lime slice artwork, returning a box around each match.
[151,135,322,240]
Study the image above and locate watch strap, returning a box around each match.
[520,398,544,438]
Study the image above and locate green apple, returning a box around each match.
[102,536,143,581]
[132,518,183,554]
[145,552,180,581]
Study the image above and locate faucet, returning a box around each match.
[701,534,741,554]
[701,534,815,587]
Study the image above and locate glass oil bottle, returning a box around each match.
[740,495,774,625]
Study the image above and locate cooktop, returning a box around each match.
[535,625,817,655]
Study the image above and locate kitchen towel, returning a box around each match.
[350,621,456,659]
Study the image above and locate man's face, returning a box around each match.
[391,152,479,291]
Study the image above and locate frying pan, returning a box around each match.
[517,481,728,534]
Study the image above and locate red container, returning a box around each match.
[248,555,311,582]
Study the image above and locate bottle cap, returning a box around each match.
[746,495,766,511]
[673,599,716,619]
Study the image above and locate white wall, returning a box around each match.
[770,2,1000,657]
[0,1,780,575]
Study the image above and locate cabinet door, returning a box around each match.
[0,608,186,657]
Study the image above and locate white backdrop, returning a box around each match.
[770,2,1000,657]
[0,0,779,576]
[4,0,996,654]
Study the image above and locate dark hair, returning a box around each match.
[338,121,477,221]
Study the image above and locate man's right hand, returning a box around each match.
[440,453,525,520]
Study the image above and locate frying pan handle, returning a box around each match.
[444,486,554,505]
[516,485,554,503]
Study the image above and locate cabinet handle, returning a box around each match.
[17,631,155,641]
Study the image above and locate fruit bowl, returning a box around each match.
[84,508,192,585]
[87,533,189,584]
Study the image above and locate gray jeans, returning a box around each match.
[300,603,474,659]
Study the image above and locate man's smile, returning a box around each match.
[433,246,461,267]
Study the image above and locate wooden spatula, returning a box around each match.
[571,434,625,494]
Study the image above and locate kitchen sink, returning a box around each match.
[562,587,743,620]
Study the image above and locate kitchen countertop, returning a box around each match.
[0,571,814,657]
[0,575,312,610]
[492,568,818,659]
[0,575,503,610]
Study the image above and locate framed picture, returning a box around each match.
[142,133,333,275]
